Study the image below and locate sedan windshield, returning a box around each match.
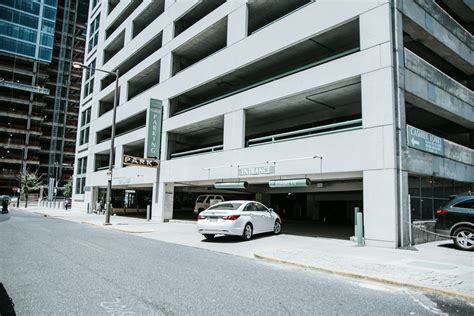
[208,203,243,210]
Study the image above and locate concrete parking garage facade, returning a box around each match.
[73,0,473,248]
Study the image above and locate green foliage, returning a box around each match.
[63,177,73,197]
[18,170,42,207]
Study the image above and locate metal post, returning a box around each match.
[17,148,25,207]
[54,162,58,202]
[147,205,151,221]
[105,70,119,225]
[357,212,364,247]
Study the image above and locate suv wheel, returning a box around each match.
[452,227,474,251]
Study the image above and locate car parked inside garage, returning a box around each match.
[197,200,282,240]
[435,193,474,251]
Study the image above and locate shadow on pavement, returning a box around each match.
[201,233,274,243]
[436,242,455,249]
[0,282,16,315]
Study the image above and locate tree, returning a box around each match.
[18,170,42,208]
[63,177,73,197]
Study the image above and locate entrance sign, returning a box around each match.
[123,155,160,168]
[238,165,275,176]
[269,178,311,188]
[407,125,444,156]
[146,99,163,159]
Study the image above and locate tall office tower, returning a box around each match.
[0,0,88,198]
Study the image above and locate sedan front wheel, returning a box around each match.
[273,220,282,235]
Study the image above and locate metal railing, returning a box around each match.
[170,144,224,159]
[247,119,362,147]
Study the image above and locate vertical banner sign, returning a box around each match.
[146,99,163,159]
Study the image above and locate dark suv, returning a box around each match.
[435,193,474,251]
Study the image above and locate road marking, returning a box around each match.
[100,298,136,315]
[404,290,446,315]
[357,282,393,292]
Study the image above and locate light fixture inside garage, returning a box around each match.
[269,178,311,188]
[214,181,249,189]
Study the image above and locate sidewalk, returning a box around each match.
[10,205,474,302]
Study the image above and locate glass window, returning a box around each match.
[454,199,474,209]
[42,6,56,21]
[243,203,256,212]
[208,203,243,210]
[88,15,100,52]
[40,33,53,46]
[83,60,95,98]
[410,197,421,220]
[42,20,55,33]
[421,198,434,220]
[39,46,52,61]
[255,203,268,212]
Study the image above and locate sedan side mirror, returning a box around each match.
[269,208,274,212]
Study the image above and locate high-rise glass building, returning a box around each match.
[0,0,88,199]
[0,0,58,62]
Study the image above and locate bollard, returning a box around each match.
[146,205,151,221]
[355,211,364,246]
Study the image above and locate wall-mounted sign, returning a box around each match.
[146,99,163,159]
[214,182,248,189]
[407,125,444,156]
[238,165,275,176]
[123,155,160,168]
[269,178,311,188]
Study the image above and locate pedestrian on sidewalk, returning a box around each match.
[96,199,102,215]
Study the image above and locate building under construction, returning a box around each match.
[0,0,88,197]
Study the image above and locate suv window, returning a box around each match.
[196,196,206,202]
[454,199,474,209]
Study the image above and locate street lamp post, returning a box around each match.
[73,62,119,225]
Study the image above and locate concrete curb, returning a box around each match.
[254,252,474,303]
[80,221,157,234]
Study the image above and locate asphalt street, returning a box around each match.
[0,210,473,315]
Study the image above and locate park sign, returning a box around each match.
[407,125,444,156]
[123,155,160,168]
[146,99,163,159]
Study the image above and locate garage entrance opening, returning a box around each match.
[172,186,254,221]
[269,192,362,240]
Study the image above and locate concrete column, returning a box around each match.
[164,0,175,10]
[223,109,245,150]
[160,53,173,83]
[154,182,174,222]
[162,23,174,47]
[363,169,398,248]
[306,194,319,221]
[227,2,248,45]
[361,67,395,129]
[359,3,391,51]
[114,145,124,168]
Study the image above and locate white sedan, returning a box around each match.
[197,200,282,240]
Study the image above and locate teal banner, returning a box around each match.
[146,99,163,159]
